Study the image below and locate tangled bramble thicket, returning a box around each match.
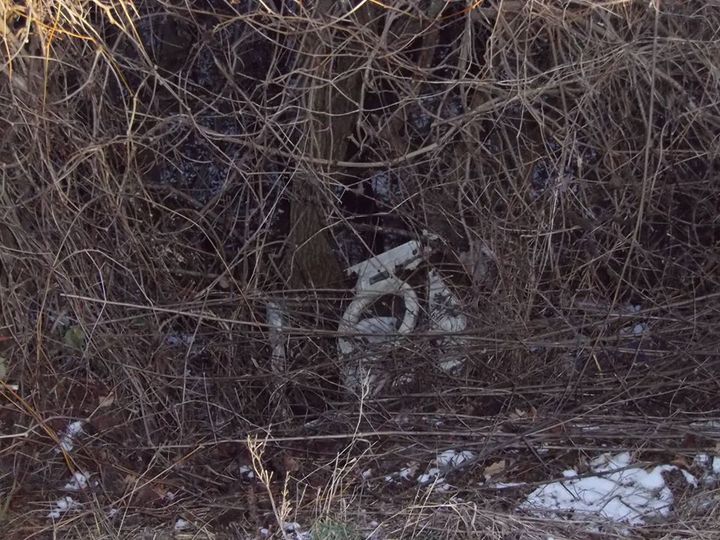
[1,1,719,538]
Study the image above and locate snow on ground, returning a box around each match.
[370,171,392,203]
[520,452,697,527]
[47,496,78,519]
[693,453,720,484]
[282,522,311,540]
[436,449,475,470]
[384,449,476,491]
[238,464,255,479]
[63,471,94,491]
[56,420,84,452]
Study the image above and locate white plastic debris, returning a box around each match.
[338,240,423,392]
[267,302,286,370]
[428,269,468,372]
[338,236,469,392]
[520,452,695,527]
[175,518,190,530]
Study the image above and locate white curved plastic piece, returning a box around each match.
[338,277,419,391]
[338,238,468,393]
[428,269,467,333]
[428,269,468,373]
[338,277,419,355]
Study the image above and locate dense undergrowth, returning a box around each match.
[1,1,719,538]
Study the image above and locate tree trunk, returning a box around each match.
[284,3,373,290]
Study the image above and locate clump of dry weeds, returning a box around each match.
[1,0,719,538]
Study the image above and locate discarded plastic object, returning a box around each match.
[266,302,286,371]
[428,269,467,372]
[338,237,468,393]
[266,302,293,418]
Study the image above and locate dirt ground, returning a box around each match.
[1,1,719,538]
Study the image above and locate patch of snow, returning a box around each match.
[370,171,391,203]
[590,451,631,472]
[57,420,84,453]
[386,463,418,484]
[681,469,698,487]
[64,471,93,491]
[414,449,476,487]
[175,518,190,530]
[417,467,443,485]
[399,466,415,481]
[47,496,78,519]
[693,453,720,485]
[491,481,526,489]
[394,373,414,386]
[632,323,649,336]
[283,522,311,540]
[239,465,255,479]
[436,449,475,471]
[520,452,695,527]
[165,334,194,347]
[689,420,720,433]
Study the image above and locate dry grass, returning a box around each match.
[1,0,719,538]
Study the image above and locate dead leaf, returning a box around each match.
[283,453,300,474]
[483,459,506,480]
[671,455,690,469]
[63,325,85,350]
[98,393,115,408]
[458,240,497,289]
